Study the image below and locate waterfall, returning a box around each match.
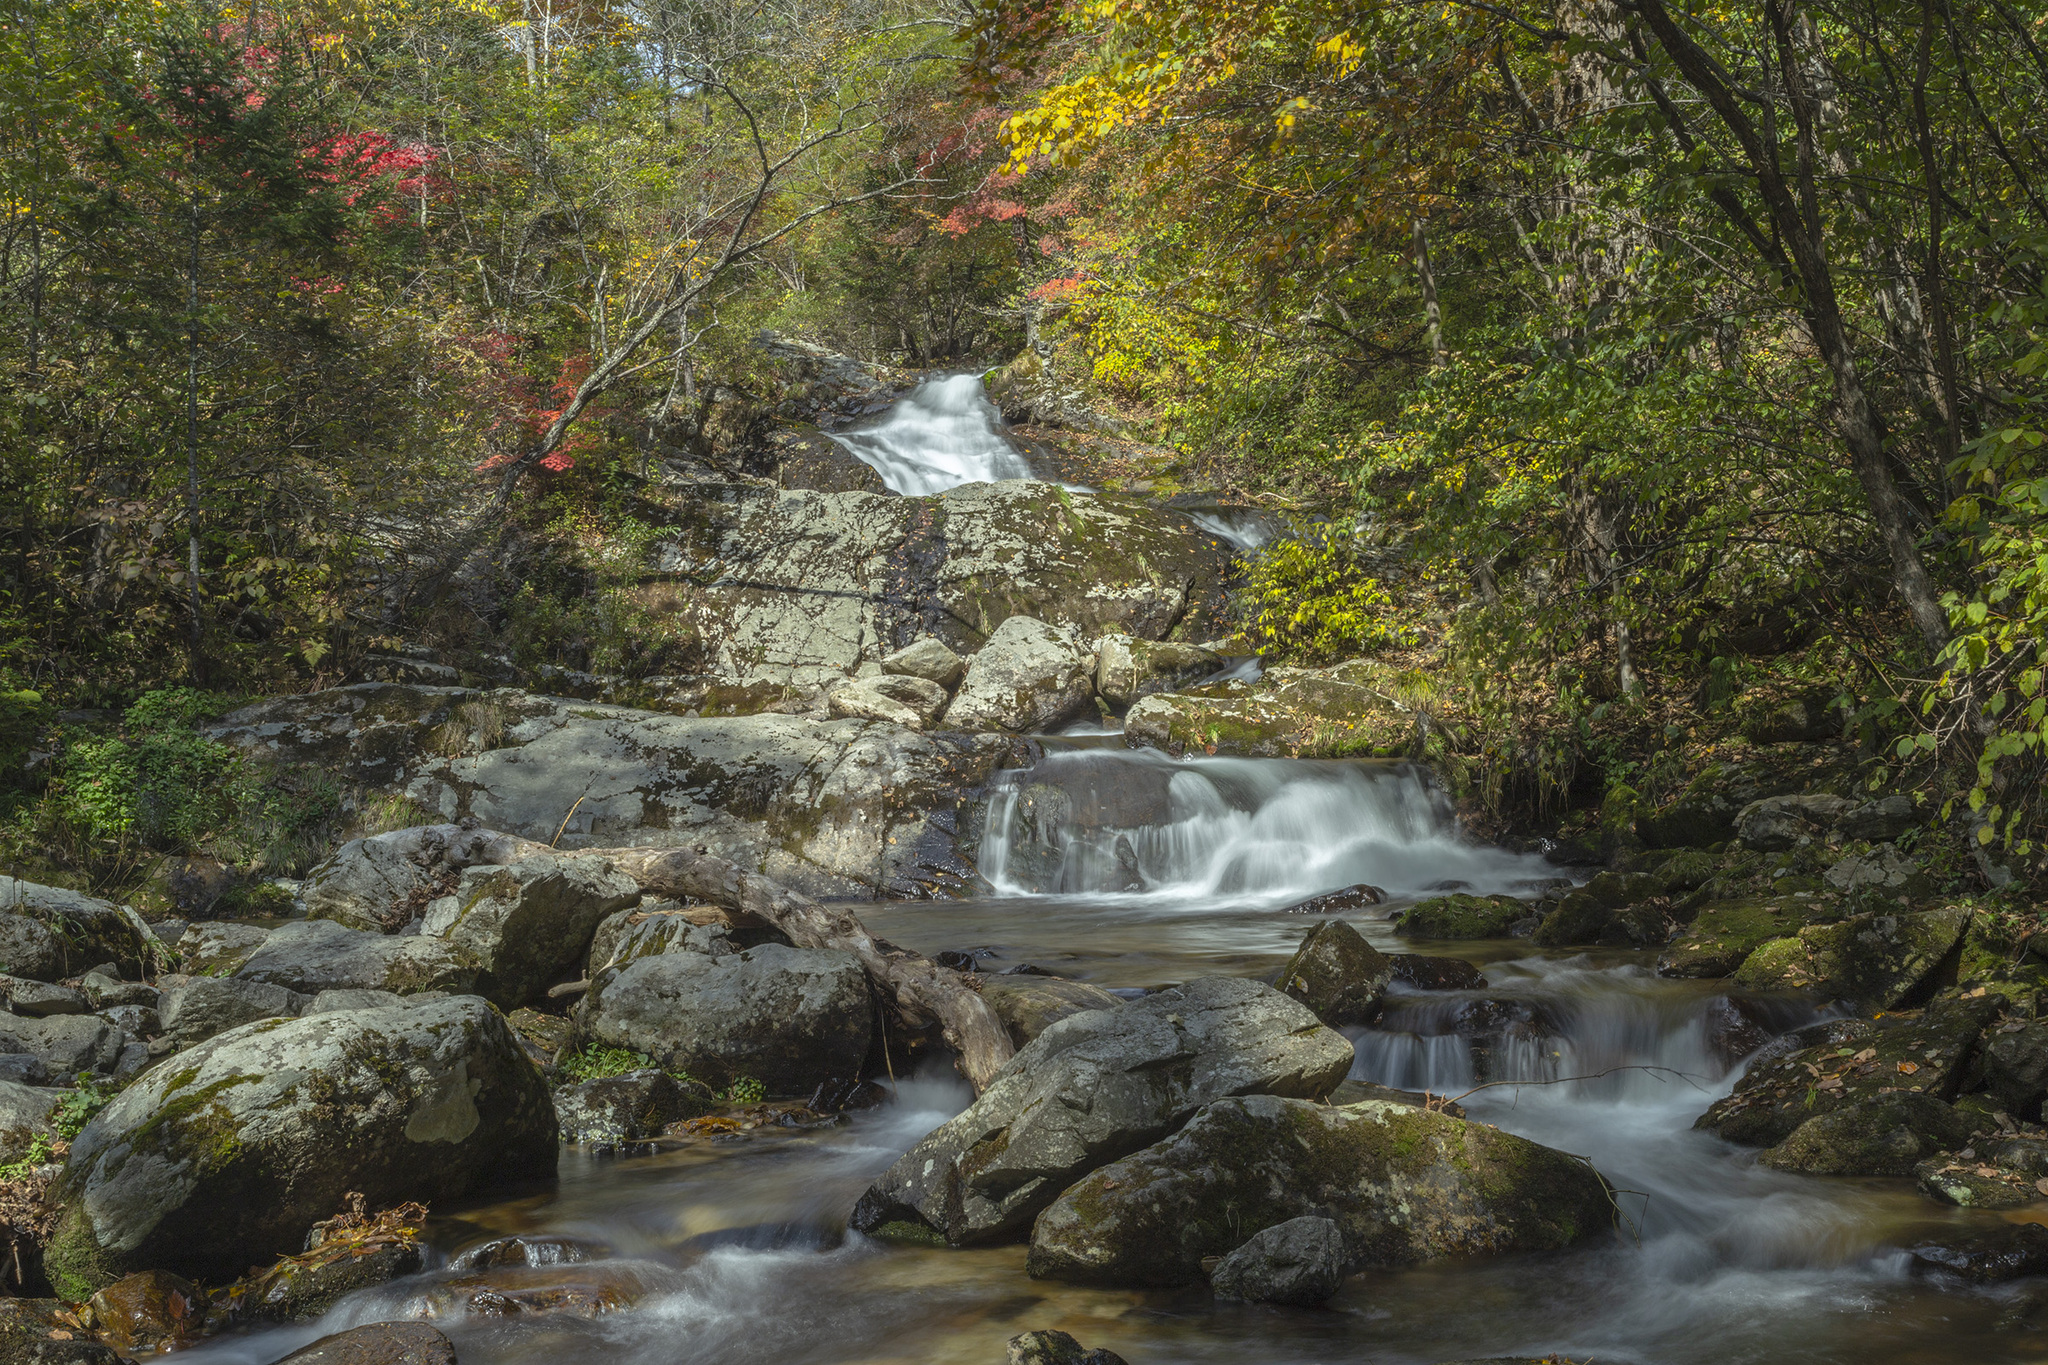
[827,373,1033,495]
[976,746,1559,902]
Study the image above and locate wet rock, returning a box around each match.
[1838,794,1918,843]
[1730,908,1971,1009]
[1984,1019,2048,1121]
[1757,1093,1972,1175]
[227,1204,430,1324]
[0,1082,60,1162]
[764,428,892,494]
[0,915,63,983]
[1388,955,1485,991]
[158,977,308,1049]
[208,686,1009,901]
[448,1233,608,1270]
[174,921,272,977]
[1695,993,2000,1146]
[1276,921,1393,1026]
[235,919,479,996]
[850,977,1353,1246]
[943,616,1096,733]
[46,996,557,1293]
[3,979,86,1018]
[1208,1214,1346,1305]
[421,856,640,1008]
[1657,897,1831,979]
[1396,894,1527,941]
[1701,995,1801,1065]
[0,880,154,978]
[827,674,950,729]
[0,1013,125,1078]
[1909,1222,2048,1282]
[881,637,966,690]
[976,976,1125,1048]
[1735,794,1859,851]
[407,1261,654,1318]
[1916,1136,2048,1208]
[1278,884,1385,914]
[1028,1095,1613,1286]
[275,1322,457,1365]
[583,943,872,1095]
[554,1069,714,1143]
[1005,1329,1129,1365]
[1094,635,1222,708]
[85,1269,205,1355]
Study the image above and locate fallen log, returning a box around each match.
[577,844,1016,1093]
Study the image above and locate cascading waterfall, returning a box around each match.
[976,745,1560,902]
[827,373,1033,495]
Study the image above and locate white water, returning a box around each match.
[827,374,1033,495]
[978,746,1559,902]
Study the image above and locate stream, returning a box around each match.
[184,391,2045,1364]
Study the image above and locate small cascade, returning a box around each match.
[977,745,1559,901]
[827,373,1033,495]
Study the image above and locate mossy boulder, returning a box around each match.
[1729,908,1972,1009]
[1915,1135,2048,1209]
[46,997,557,1295]
[1655,897,1831,979]
[1694,993,2000,1146]
[1397,894,1528,941]
[1026,1095,1614,1286]
[1094,636,1223,708]
[1276,920,1393,1026]
[1122,660,1410,758]
[1635,748,1853,849]
[1757,1092,1973,1176]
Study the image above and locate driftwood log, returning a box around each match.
[576,844,1016,1093]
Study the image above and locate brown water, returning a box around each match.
[178,757,2048,1365]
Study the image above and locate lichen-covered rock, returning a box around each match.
[1656,897,1830,979]
[1838,794,1919,842]
[0,1081,59,1162]
[3,977,85,1018]
[1094,635,1222,708]
[881,637,966,690]
[827,674,950,729]
[585,911,738,977]
[1694,994,1999,1146]
[1208,1214,1346,1305]
[1983,1018,2048,1121]
[1276,920,1392,1026]
[233,920,479,997]
[1729,908,1972,1009]
[976,976,1125,1048]
[0,879,154,978]
[421,856,640,1008]
[1027,1096,1613,1286]
[1910,1222,2048,1282]
[208,685,1008,899]
[302,825,532,932]
[1122,659,1407,759]
[173,921,272,977]
[46,996,556,1293]
[1915,1135,2048,1209]
[1822,844,1935,898]
[1735,794,1859,851]
[0,914,63,982]
[554,1070,713,1144]
[0,1013,127,1078]
[1005,1330,1129,1365]
[1397,894,1527,940]
[275,1322,456,1365]
[157,977,308,1050]
[848,977,1353,1246]
[583,943,872,1096]
[1756,1093,1972,1176]
[942,616,1095,733]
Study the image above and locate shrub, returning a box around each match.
[1246,526,1414,664]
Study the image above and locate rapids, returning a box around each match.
[826,373,1033,495]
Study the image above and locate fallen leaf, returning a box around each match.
[1899,1061,1921,1074]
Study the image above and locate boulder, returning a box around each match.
[554,1070,714,1144]
[1277,884,1386,915]
[1915,1135,2048,1209]
[421,856,640,1008]
[1397,895,1527,940]
[158,977,308,1049]
[976,976,1126,1048]
[1635,752,1852,848]
[1094,635,1222,708]
[586,912,738,976]
[848,977,1353,1246]
[942,616,1095,733]
[0,914,63,982]
[1838,794,1918,842]
[1822,844,1934,898]
[1006,1329,1130,1365]
[1910,1222,2048,1282]
[1122,660,1408,759]
[0,1298,122,1364]
[307,988,405,1015]
[1656,897,1831,979]
[1326,1079,1466,1117]
[1756,1093,1973,1176]
[1695,994,1999,1146]
[78,974,153,1011]
[302,824,529,932]
[880,638,966,690]
[1984,1019,2048,1121]
[1389,955,1485,991]
[0,1081,59,1162]
[1208,1215,1346,1305]
[3,978,86,1018]
[0,880,154,978]
[46,996,557,1293]
[0,1014,126,1078]
[1734,794,1859,851]
[85,1270,205,1356]
[207,685,1009,900]
[827,674,950,729]
[1027,1095,1613,1286]
[234,920,479,997]
[1730,908,1971,1008]
[174,921,272,977]
[233,1237,425,1324]
[1276,921,1393,1026]
[583,943,872,1095]
[275,1322,457,1365]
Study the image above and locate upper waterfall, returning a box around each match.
[827,373,1033,495]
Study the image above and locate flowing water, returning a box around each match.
[827,374,1034,495]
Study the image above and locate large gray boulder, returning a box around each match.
[421,856,640,1007]
[46,997,557,1294]
[207,687,1008,900]
[0,913,63,982]
[1028,1096,1614,1286]
[1208,1215,1346,1306]
[234,920,478,997]
[158,977,308,1050]
[0,1080,61,1162]
[826,675,949,729]
[849,977,1353,1245]
[977,976,1126,1048]
[881,638,966,690]
[301,825,530,932]
[174,922,273,977]
[1276,921,1393,1026]
[583,943,872,1095]
[0,879,155,977]
[1094,635,1221,708]
[554,1070,712,1144]
[0,1013,127,1078]
[943,616,1095,733]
